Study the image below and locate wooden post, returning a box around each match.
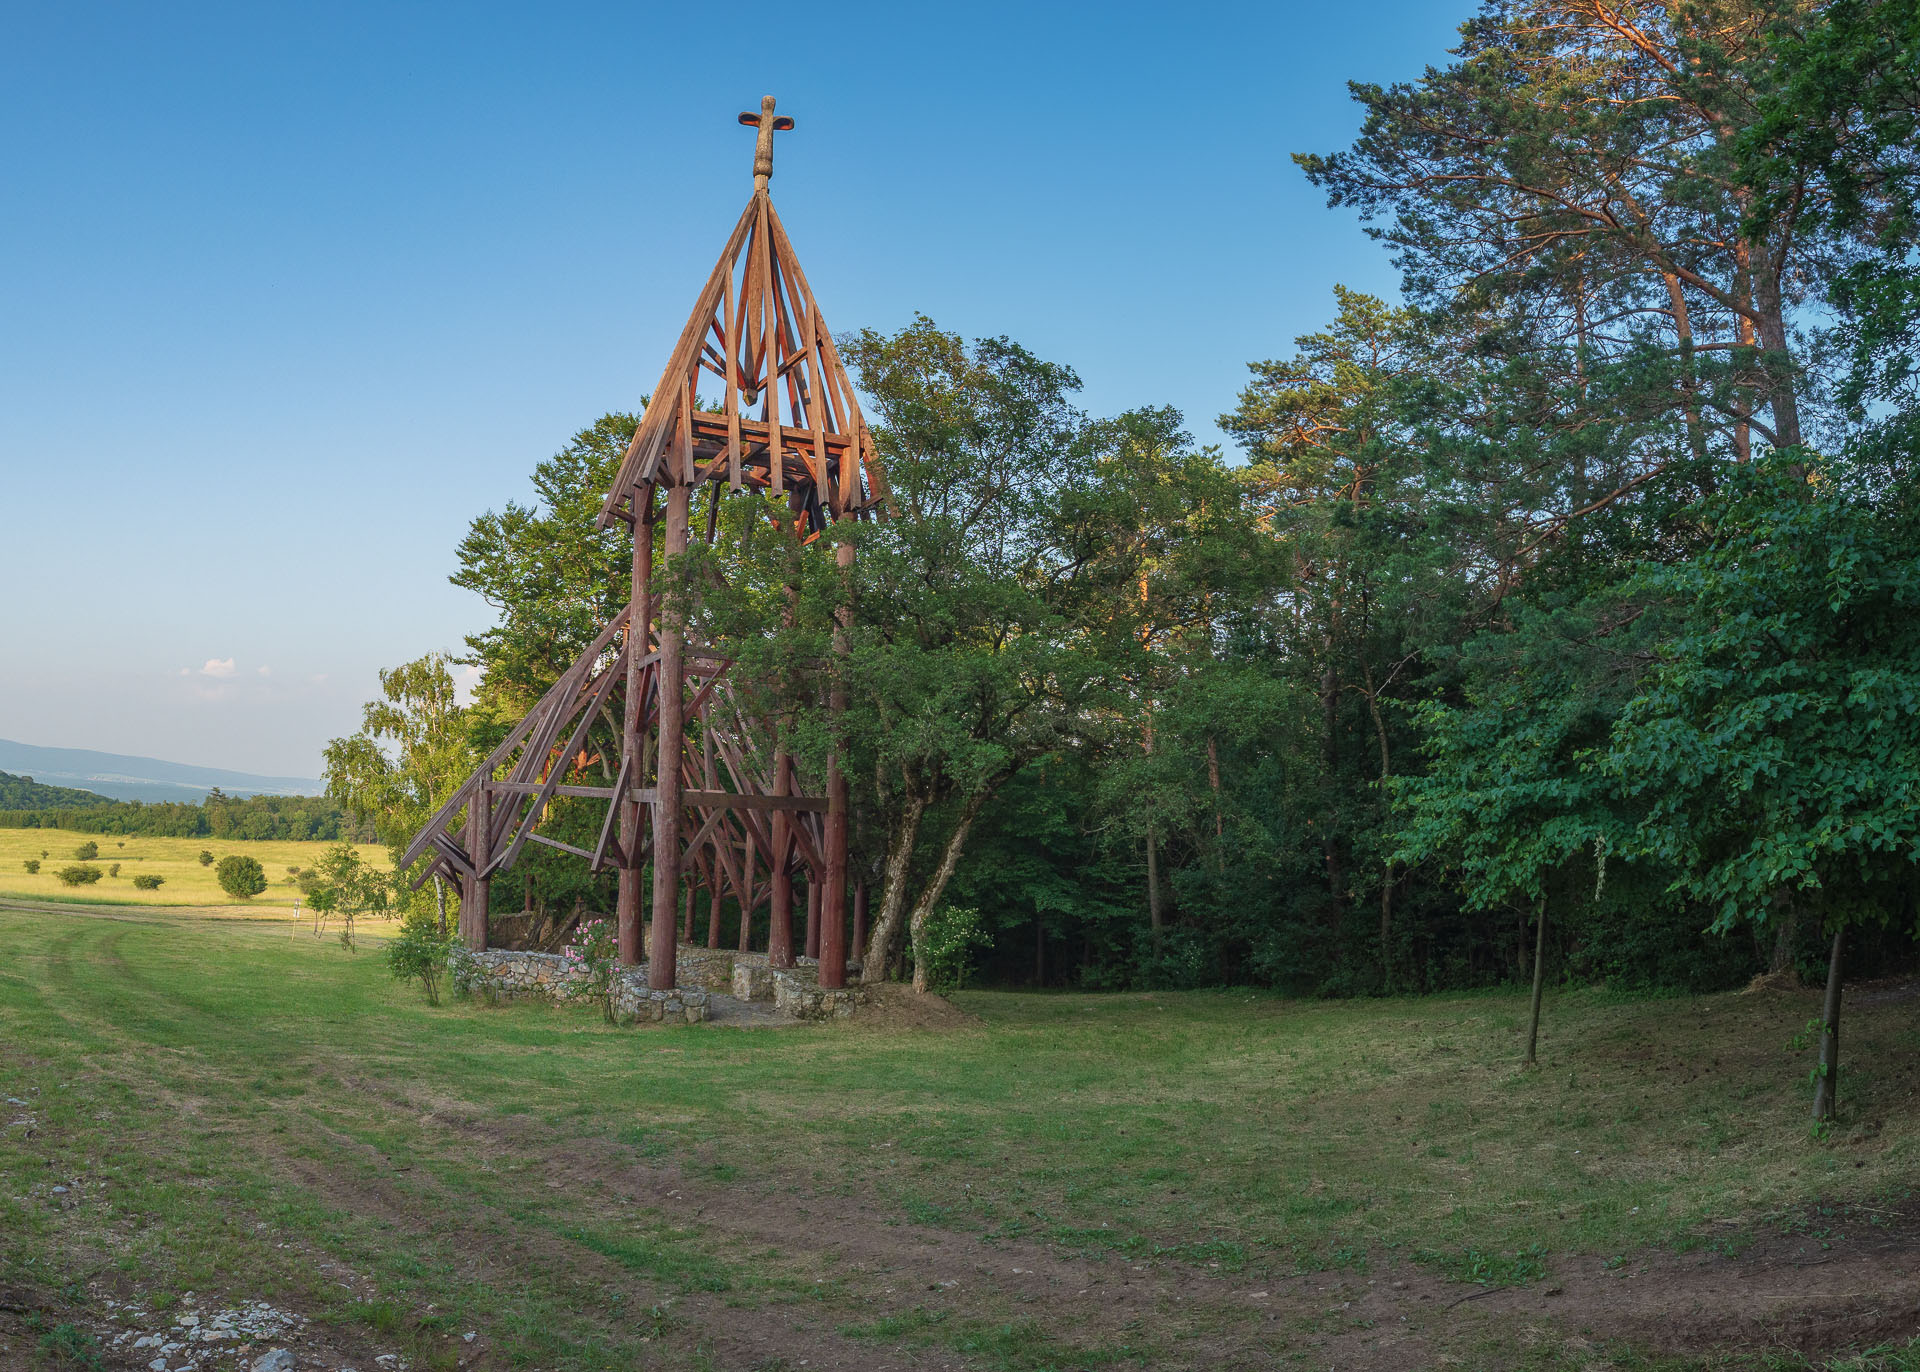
[768,755,795,967]
[683,881,696,944]
[1524,897,1548,1067]
[819,539,853,989]
[1813,924,1846,1121]
[738,836,756,953]
[649,482,690,990]
[707,877,723,949]
[464,785,491,952]
[618,493,654,966]
[805,880,821,961]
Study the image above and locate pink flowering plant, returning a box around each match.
[561,918,619,1023]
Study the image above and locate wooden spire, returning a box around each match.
[407,99,872,995]
[595,101,888,532]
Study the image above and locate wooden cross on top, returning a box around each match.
[738,95,794,193]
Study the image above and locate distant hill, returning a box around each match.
[0,739,321,805]
[0,770,113,809]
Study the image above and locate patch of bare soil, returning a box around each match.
[1472,1194,1920,1359]
[842,982,978,1031]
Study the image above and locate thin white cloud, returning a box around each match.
[257,665,272,677]
[201,657,236,678]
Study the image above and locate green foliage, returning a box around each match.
[1743,0,1920,433]
[385,906,453,1005]
[35,1320,104,1370]
[1420,1241,1549,1288]
[132,873,164,890]
[303,843,391,949]
[215,854,268,900]
[1604,456,1920,935]
[107,862,119,877]
[0,791,352,840]
[72,840,97,860]
[0,769,108,808]
[197,850,214,866]
[323,653,476,863]
[21,858,38,874]
[56,864,102,886]
[319,1,1920,1010]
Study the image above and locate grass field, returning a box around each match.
[2,901,1917,1371]
[0,828,387,908]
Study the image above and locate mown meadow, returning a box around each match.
[0,829,387,909]
[2,901,1916,1370]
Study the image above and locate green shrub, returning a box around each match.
[912,904,990,993]
[215,854,267,899]
[73,840,98,860]
[386,908,454,1005]
[303,844,389,949]
[132,874,164,891]
[36,1321,103,1370]
[22,858,39,875]
[108,862,120,877]
[57,864,103,887]
[197,850,214,866]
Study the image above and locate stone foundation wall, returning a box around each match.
[610,980,709,1024]
[770,964,866,1021]
[676,947,738,992]
[450,948,708,1024]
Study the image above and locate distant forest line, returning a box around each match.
[0,772,359,841]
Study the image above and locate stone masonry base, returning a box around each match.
[449,944,868,1024]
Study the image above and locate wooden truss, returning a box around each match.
[405,97,872,993]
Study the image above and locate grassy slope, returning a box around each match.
[0,828,386,907]
[0,904,1915,1370]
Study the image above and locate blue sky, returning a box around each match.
[0,1,1464,778]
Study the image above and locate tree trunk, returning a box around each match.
[1525,897,1548,1067]
[1205,734,1225,869]
[860,789,928,985]
[1146,828,1164,949]
[1663,272,1711,464]
[1380,868,1396,994]
[1812,924,1846,1122]
[907,790,989,994]
[1363,669,1394,990]
[1752,257,1804,450]
[852,878,869,972]
[1034,915,1046,986]
[1769,894,1799,978]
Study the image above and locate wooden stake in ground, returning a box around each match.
[1813,924,1845,1122]
[1525,896,1547,1067]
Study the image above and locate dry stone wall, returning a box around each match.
[449,948,709,1024]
